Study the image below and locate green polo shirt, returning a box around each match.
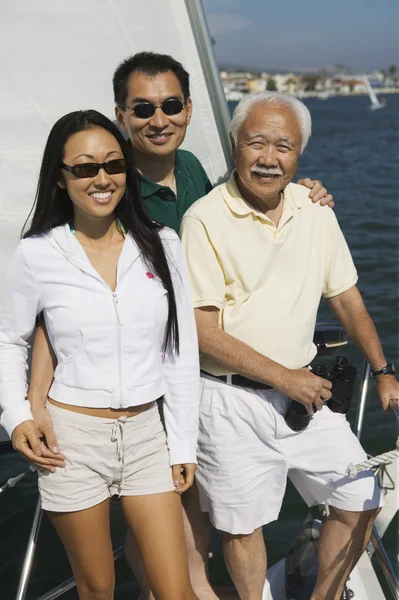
[139,149,213,232]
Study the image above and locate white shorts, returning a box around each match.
[38,401,174,512]
[196,376,383,535]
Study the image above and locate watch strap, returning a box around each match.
[371,363,395,378]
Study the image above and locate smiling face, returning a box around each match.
[59,126,126,222]
[232,103,302,209]
[115,70,192,158]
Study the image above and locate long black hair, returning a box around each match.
[23,110,179,353]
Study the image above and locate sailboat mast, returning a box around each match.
[185,0,233,170]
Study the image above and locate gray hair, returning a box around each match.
[229,92,312,153]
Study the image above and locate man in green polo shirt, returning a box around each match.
[113,52,212,233]
[113,52,333,234]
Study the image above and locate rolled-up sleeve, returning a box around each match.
[322,209,358,299]
[162,235,200,466]
[0,243,42,437]
[180,215,225,309]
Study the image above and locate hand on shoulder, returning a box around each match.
[297,177,334,208]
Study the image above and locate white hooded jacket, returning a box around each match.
[0,224,200,465]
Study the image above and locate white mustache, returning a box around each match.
[251,167,283,176]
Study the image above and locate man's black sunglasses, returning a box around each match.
[61,159,126,179]
[120,98,187,119]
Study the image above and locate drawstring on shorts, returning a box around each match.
[111,416,127,496]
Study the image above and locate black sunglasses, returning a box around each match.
[61,158,126,179]
[121,98,186,119]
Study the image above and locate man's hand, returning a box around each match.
[277,367,332,413]
[172,463,197,494]
[375,375,399,411]
[298,178,334,208]
[31,403,61,455]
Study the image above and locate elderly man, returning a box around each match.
[180,92,399,600]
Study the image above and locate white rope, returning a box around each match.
[346,438,399,478]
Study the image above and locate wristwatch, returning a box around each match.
[371,363,396,378]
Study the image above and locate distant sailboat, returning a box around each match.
[363,75,386,110]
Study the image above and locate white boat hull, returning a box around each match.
[262,458,398,599]
[263,549,387,600]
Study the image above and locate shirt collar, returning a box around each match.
[126,138,160,198]
[46,224,142,280]
[139,171,163,198]
[138,150,188,198]
[223,171,301,223]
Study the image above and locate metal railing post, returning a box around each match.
[354,360,371,441]
[35,546,124,600]
[353,361,399,599]
[370,527,399,600]
[185,0,233,171]
[15,496,43,600]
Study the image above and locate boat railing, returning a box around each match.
[354,358,399,600]
[7,324,399,599]
[354,361,371,439]
[370,529,399,600]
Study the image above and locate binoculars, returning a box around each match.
[285,356,357,432]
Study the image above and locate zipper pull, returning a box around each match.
[112,292,124,325]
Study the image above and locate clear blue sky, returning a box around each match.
[202,0,398,72]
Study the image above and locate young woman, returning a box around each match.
[0,110,200,600]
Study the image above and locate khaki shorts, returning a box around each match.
[197,375,383,535]
[38,401,174,512]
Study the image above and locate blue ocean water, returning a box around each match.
[0,94,398,599]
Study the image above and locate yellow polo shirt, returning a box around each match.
[180,172,358,375]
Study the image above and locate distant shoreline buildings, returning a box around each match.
[220,69,399,101]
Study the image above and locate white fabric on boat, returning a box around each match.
[0,0,232,312]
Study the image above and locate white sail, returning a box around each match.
[0,0,232,442]
[362,75,383,109]
[0,0,232,309]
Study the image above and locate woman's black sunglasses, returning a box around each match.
[61,159,126,179]
[121,98,186,120]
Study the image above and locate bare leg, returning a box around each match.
[124,529,152,600]
[223,528,266,600]
[121,492,199,600]
[310,507,380,600]
[125,483,230,600]
[48,499,114,600]
[181,484,223,599]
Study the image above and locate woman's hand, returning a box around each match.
[172,463,197,494]
[12,409,65,473]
